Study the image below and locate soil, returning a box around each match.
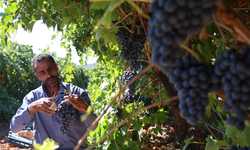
[0,117,210,150]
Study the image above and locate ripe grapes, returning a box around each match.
[54,90,77,135]
[148,0,218,73]
[122,70,137,96]
[215,48,250,131]
[114,21,146,70]
[167,55,214,125]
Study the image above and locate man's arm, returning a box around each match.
[10,92,35,133]
[10,92,53,133]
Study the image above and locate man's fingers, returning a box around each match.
[64,96,75,101]
[65,99,77,106]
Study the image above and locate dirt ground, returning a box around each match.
[0,118,210,150]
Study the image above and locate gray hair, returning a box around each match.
[32,53,56,73]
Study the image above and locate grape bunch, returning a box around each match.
[116,108,123,121]
[124,92,140,104]
[229,145,250,150]
[122,70,137,95]
[114,22,146,70]
[148,0,218,73]
[166,55,215,125]
[215,49,250,131]
[141,96,159,117]
[54,90,77,135]
[54,101,77,135]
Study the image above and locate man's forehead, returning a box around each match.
[34,59,55,68]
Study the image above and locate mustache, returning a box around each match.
[46,76,57,82]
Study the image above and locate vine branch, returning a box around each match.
[74,64,154,150]
[217,0,250,44]
[85,96,179,150]
[110,12,134,30]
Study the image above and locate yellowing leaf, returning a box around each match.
[80,106,93,122]
[33,138,59,150]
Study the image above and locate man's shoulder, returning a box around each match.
[27,86,43,95]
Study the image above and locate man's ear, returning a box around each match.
[56,64,58,71]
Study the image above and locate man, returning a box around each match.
[10,53,98,150]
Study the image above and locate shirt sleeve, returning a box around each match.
[10,92,34,133]
[78,89,98,130]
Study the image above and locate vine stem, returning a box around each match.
[212,19,234,34]
[114,140,120,150]
[205,124,218,140]
[138,13,147,35]
[213,15,230,47]
[85,96,179,150]
[117,6,127,17]
[179,44,208,65]
[110,12,134,30]
[74,64,154,150]
[217,0,250,44]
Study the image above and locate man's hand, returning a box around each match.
[64,94,89,114]
[27,98,53,116]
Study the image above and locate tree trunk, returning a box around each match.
[154,67,190,148]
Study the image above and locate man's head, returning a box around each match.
[32,53,59,87]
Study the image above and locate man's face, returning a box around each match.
[34,59,59,87]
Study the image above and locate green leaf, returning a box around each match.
[128,141,140,150]
[33,138,59,150]
[94,1,123,30]
[37,0,44,8]
[239,126,250,146]
[0,1,2,8]
[231,139,247,147]
[197,42,211,61]
[53,0,66,11]
[4,16,13,23]
[183,136,194,150]
[69,1,81,19]
[151,125,164,135]
[226,126,241,138]
[96,28,107,40]
[90,2,109,9]
[80,106,93,122]
[62,9,72,26]
[205,135,219,150]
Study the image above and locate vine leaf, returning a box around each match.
[239,126,250,145]
[69,1,81,19]
[183,136,193,150]
[231,139,248,147]
[197,42,211,62]
[226,125,241,138]
[53,0,66,11]
[205,135,229,150]
[90,1,109,9]
[151,125,164,135]
[33,138,59,150]
[94,1,123,30]
[95,28,107,40]
[62,9,72,27]
[37,0,44,8]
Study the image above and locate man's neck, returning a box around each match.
[44,84,60,97]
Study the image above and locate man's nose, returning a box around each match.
[45,70,51,78]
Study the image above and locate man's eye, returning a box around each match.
[39,72,45,75]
